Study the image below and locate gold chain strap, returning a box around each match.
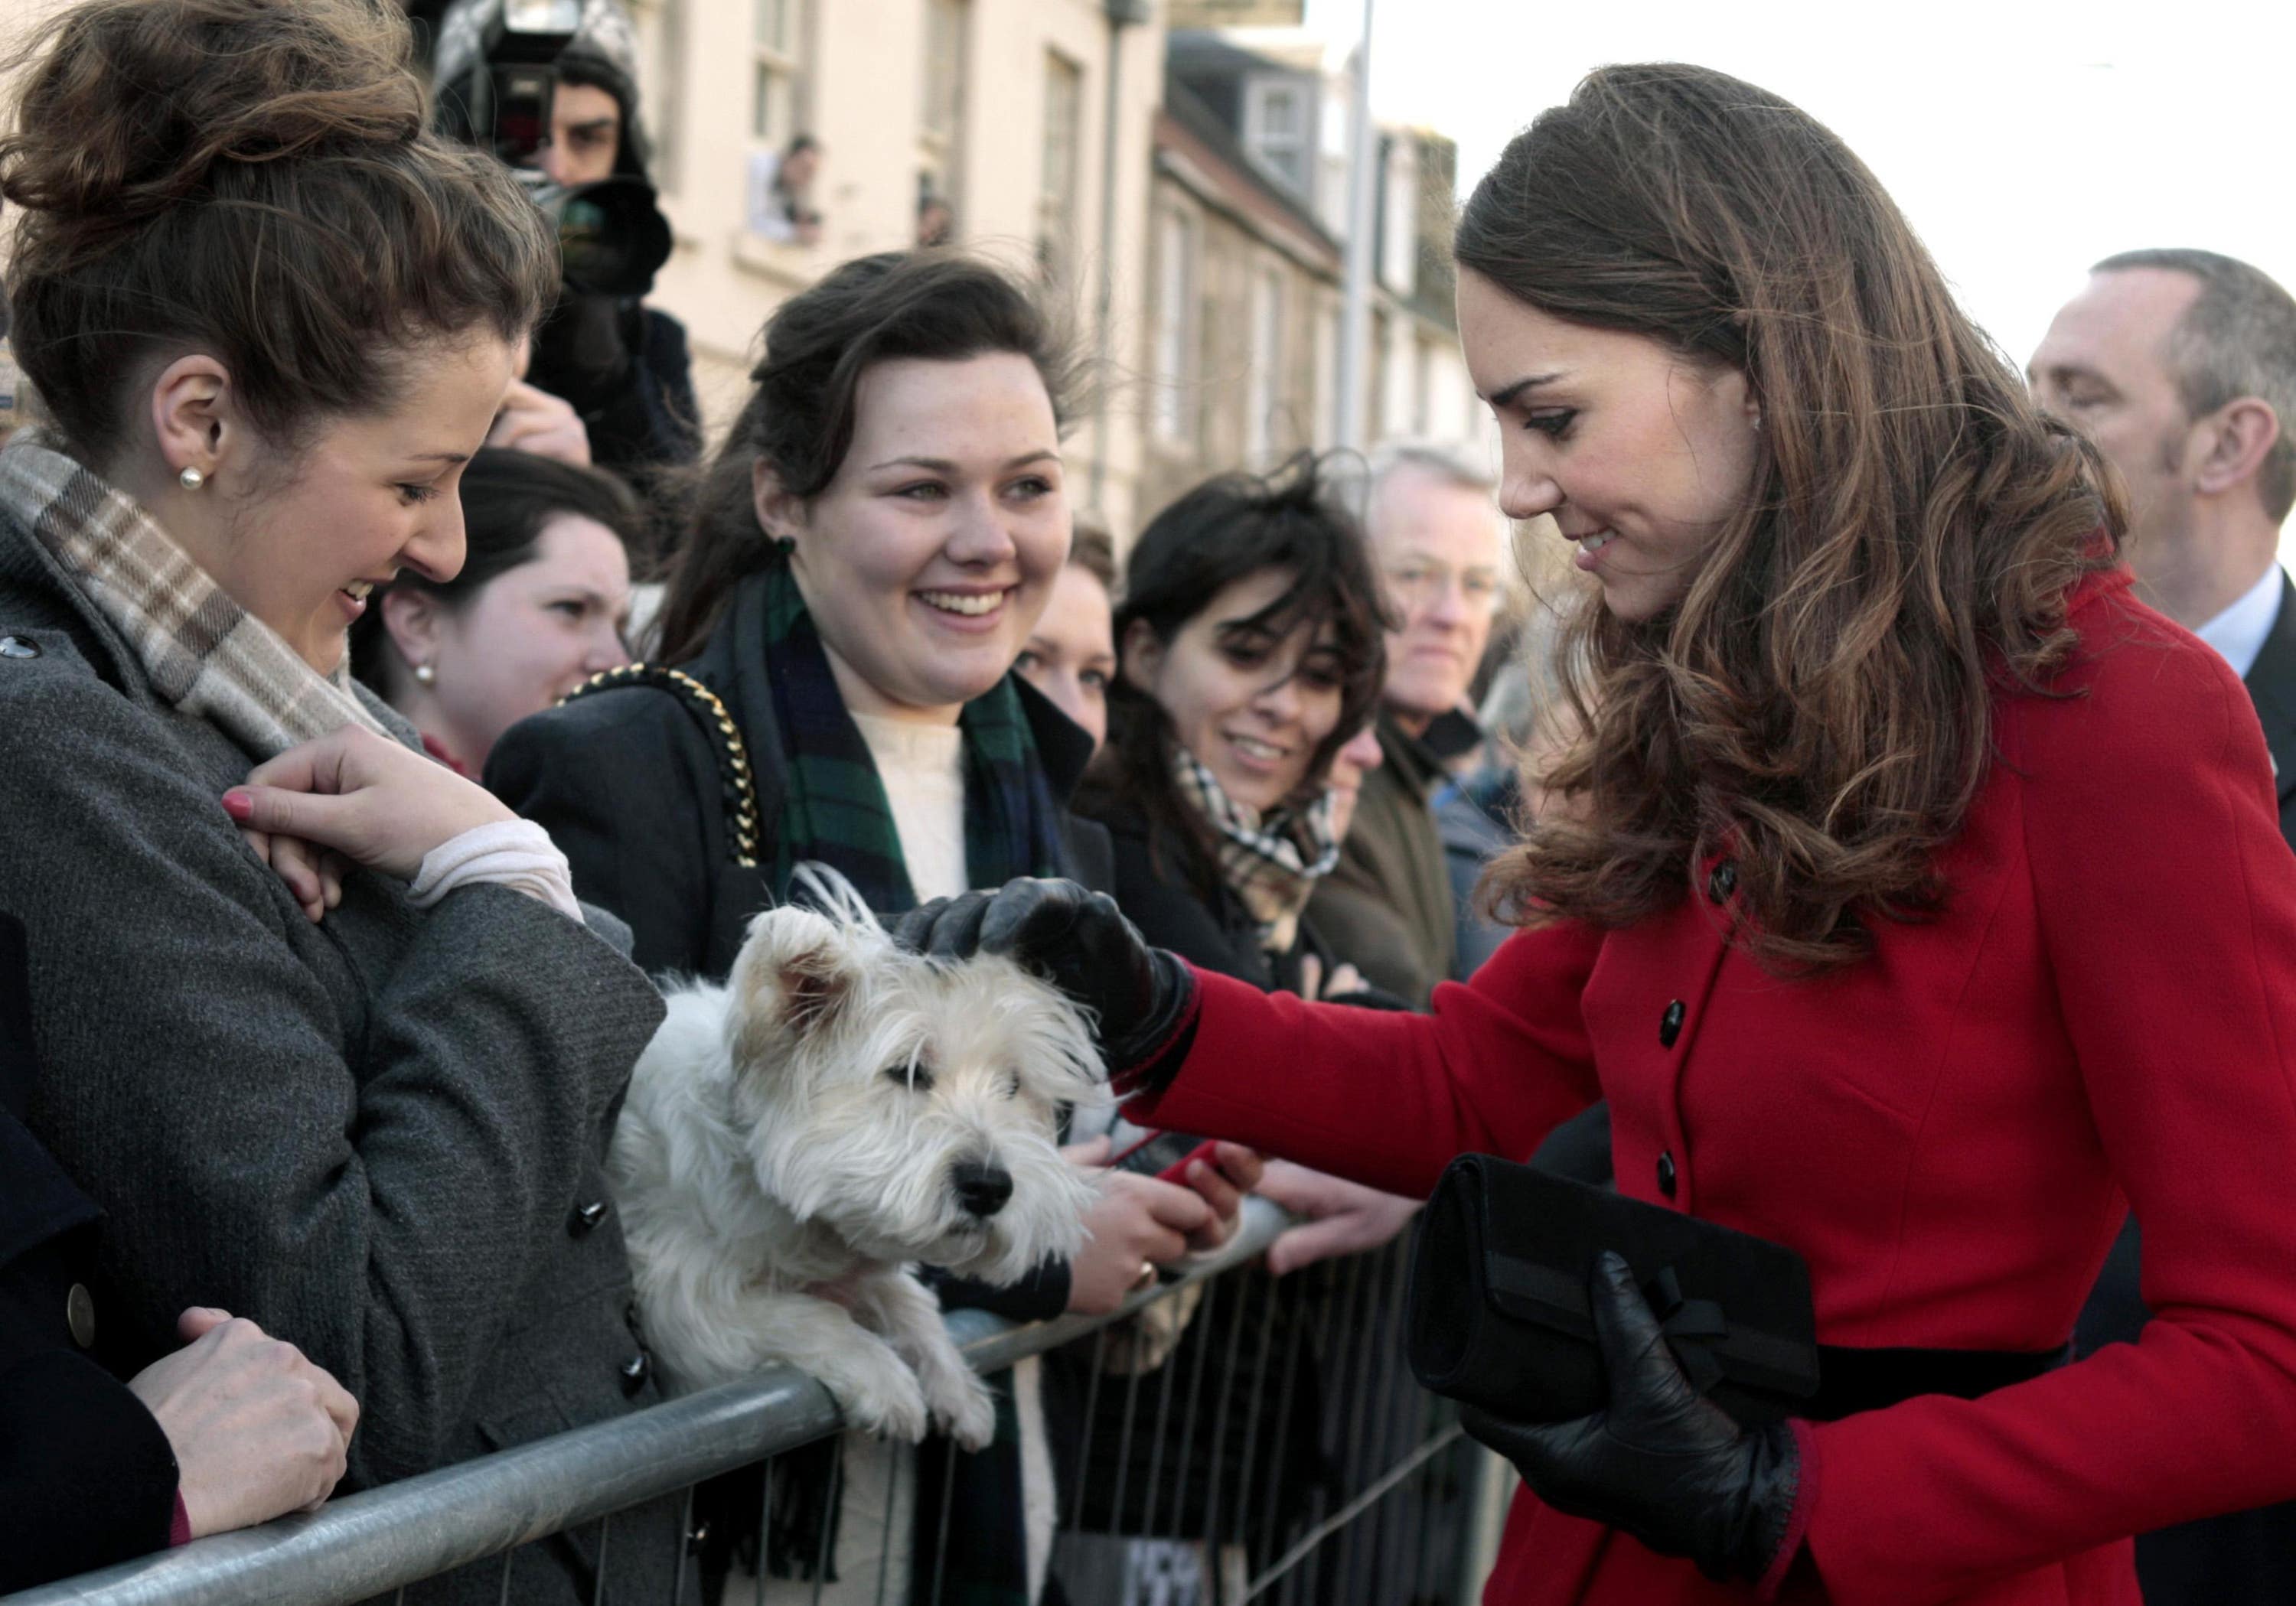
[561,664,762,868]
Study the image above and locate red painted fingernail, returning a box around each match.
[220,790,253,821]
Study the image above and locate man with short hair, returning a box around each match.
[1305,444,1508,1005]
[2029,248,2296,827]
[2030,247,2296,1604]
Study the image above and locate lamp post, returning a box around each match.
[1088,0,1150,513]
[1332,0,1376,452]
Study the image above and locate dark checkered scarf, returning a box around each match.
[1168,738,1339,953]
[0,436,390,758]
[759,556,1065,913]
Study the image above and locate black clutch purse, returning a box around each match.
[1405,1152,1821,1426]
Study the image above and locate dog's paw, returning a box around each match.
[820,1343,932,1444]
[929,1365,998,1453]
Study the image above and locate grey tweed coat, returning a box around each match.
[0,496,691,1604]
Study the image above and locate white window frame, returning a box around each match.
[1037,50,1084,279]
[919,0,969,210]
[1153,208,1199,446]
[751,0,803,147]
[1246,265,1285,464]
[1242,74,1310,196]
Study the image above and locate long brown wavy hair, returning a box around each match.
[1461,64,2122,972]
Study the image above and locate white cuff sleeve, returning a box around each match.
[408,819,583,924]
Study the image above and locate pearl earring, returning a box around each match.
[413,663,436,687]
[178,466,206,490]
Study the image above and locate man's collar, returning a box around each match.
[2195,560,2286,682]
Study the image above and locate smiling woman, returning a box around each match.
[487,251,1240,1603]
[1076,452,1389,995]
[350,448,641,777]
[903,59,2296,1606]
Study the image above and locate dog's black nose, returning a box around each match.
[952,1161,1013,1218]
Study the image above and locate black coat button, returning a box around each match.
[570,1199,610,1236]
[1707,860,1737,902]
[66,1283,95,1349]
[620,1350,652,1396]
[0,637,41,660]
[1659,999,1685,1047]
[1656,1150,1678,1197]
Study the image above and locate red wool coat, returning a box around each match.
[1128,568,2296,1606]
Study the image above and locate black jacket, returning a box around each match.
[0,911,178,1593]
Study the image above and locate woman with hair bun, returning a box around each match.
[0,2,688,1598]
[904,64,2296,1604]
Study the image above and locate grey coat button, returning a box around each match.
[570,1199,609,1236]
[0,637,41,660]
[67,1283,96,1348]
[619,1350,652,1396]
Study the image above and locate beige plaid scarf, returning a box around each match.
[1168,739,1339,955]
[0,437,392,761]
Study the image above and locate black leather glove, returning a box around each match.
[890,878,1196,1075]
[1459,1250,1805,1585]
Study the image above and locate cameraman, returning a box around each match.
[435,2,701,484]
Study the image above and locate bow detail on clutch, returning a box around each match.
[1639,1264,1730,1396]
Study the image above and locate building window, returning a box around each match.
[628,0,687,194]
[1243,76,1309,195]
[1153,209,1199,445]
[920,0,968,207]
[1378,133,1417,298]
[1037,50,1084,283]
[1246,266,1285,464]
[1313,298,1339,446]
[1413,335,1433,435]
[751,0,801,145]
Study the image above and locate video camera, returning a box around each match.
[431,0,670,301]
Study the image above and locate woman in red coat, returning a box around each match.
[899,62,2296,1605]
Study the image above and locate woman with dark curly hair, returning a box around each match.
[1077,454,1389,998]
[900,63,2296,1605]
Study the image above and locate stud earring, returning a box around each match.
[178,466,206,490]
[413,663,436,687]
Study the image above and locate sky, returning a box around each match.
[1304,0,2296,550]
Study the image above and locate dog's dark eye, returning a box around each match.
[1003,1071,1021,1100]
[884,1064,936,1093]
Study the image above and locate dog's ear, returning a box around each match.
[778,940,854,1036]
[730,906,863,1061]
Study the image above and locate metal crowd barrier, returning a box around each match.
[5,1198,1500,1606]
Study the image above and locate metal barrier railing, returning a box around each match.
[3,1198,1495,1606]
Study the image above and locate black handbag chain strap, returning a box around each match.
[560,663,762,869]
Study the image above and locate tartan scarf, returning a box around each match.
[759,556,1065,913]
[1169,739,1339,953]
[0,436,390,759]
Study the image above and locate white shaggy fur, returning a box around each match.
[612,868,1105,1449]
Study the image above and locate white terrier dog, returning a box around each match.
[612,868,1104,1449]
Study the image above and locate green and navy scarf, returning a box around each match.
[760,557,1066,912]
